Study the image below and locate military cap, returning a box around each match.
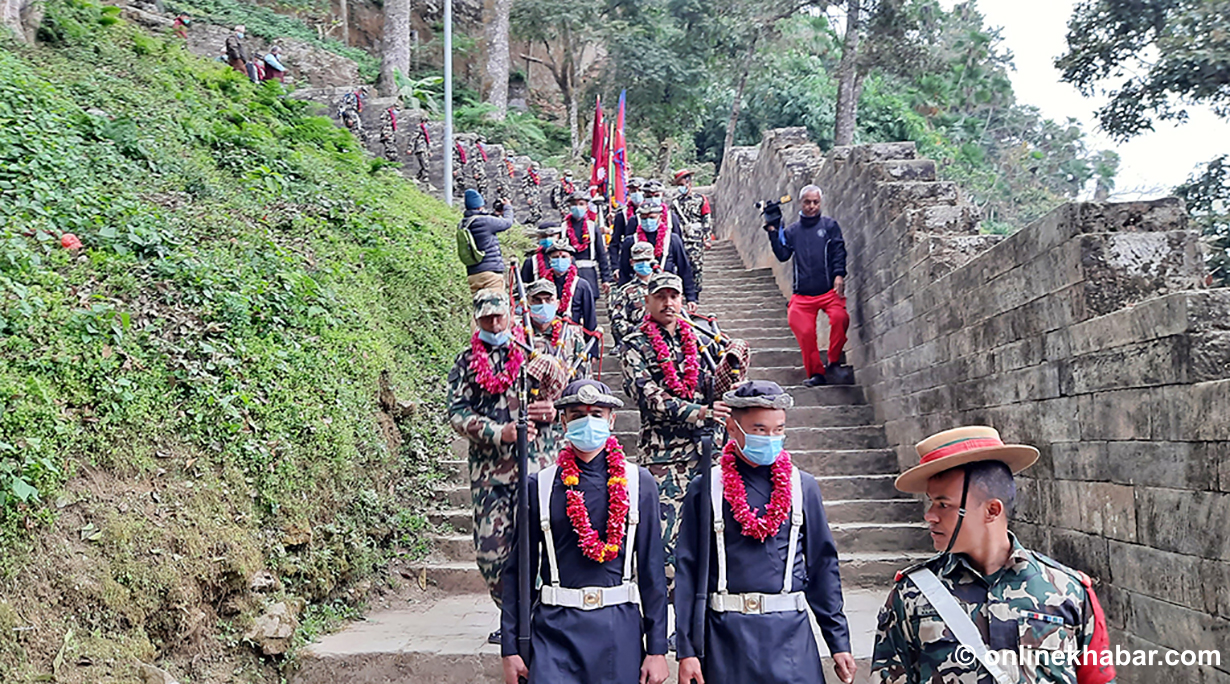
[895,426,1039,494]
[673,169,694,184]
[637,199,664,216]
[630,241,656,261]
[628,177,646,189]
[473,288,509,318]
[545,238,575,255]
[534,221,563,238]
[554,379,624,409]
[723,381,794,410]
[526,278,557,299]
[643,179,665,193]
[567,190,590,203]
[647,271,683,295]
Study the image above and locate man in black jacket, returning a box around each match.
[764,185,851,387]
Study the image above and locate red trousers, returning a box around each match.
[787,291,849,377]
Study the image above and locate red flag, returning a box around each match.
[589,96,606,191]
[612,90,627,206]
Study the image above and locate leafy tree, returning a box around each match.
[378,0,411,95]
[1175,156,1230,286]
[1056,0,1230,141]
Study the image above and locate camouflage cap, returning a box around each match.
[630,241,656,261]
[647,271,683,295]
[473,288,509,318]
[723,380,794,410]
[526,278,557,299]
[554,379,624,409]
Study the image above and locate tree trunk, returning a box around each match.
[568,80,580,159]
[377,0,412,97]
[834,0,862,146]
[656,138,673,178]
[338,0,349,45]
[2,0,32,42]
[719,41,757,177]
[483,0,511,119]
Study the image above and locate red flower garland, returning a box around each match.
[535,249,550,280]
[558,437,630,563]
[544,318,566,349]
[556,265,579,315]
[636,216,668,259]
[639,318,700,397]
[721,441,793,541]
[469,328,525,394]
[567,216,591,253]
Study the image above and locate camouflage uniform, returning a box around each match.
[872,534,1117,684]
[378,107,398,162]
[521,164,543,225]
[452,141,468,200]
[447,319,559,608]
[470,140,490,197]
[620,288,750,579]
[609,277,648,347]
[410,121,431,184]
[497,154,516,201]
[337,91,363,140]
[550,175,576,214]
[671,191,712,292]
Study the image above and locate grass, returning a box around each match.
[0,0,468,679]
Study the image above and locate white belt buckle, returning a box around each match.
[582,588,603,609]
[742,593,764,615]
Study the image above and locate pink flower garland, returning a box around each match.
[558,437,630,563]
[639,318,700,397]
[469,328,525,394]
[721,441,793,542]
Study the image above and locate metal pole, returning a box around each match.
[443,0,453,206]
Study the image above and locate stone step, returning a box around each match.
[428,508,472,535]
[432,534,477,563]
[439,459,468,486]
[746,365,814,387]
[816,474,907,500]
[432,485,471,509]
[615,425,885,460]
[791,448,900,476]
[406,561,488,595]
[840,551,934,587]
[832,522,933,553]
[735,334,799,349]
[825,499,923,525]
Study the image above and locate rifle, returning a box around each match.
[509,260,533,681]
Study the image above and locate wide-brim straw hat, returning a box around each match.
[894,426,1038,494]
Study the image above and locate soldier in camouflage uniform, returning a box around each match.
[522,162,544,225]
[620,272,750,583]
[872,426,1117,684]
[497,152,516,201]
[670,169,713,294]
[446,289,563,626]
[550,170,576,216]
[409,120,431,184]
[470,136,490,198]
[337,90,364,140]
[378,106,399,162]
[452,140,468,201]
[609,240,655,346]
[527,278,593,383]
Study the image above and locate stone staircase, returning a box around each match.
[291,240,930,684]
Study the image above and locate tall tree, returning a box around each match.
[833,0,862,146]
[1056,0,1230,141]
[377,0,411,97]
[484,0,512,119]
[511,0,601,157]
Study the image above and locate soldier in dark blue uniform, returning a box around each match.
[501,379,669,684]
[544,239,598,334]
[617,202,697,309]
[674,381,857,684]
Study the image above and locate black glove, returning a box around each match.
[492,198,506,214]
[761,202,783,229]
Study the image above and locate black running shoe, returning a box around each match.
[802,374,827,387]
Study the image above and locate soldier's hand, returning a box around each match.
[711,400,732,423]
[832,652,857,684]
[640,654,668,684]
[500,422,518,444]
[527,400,556,424]
[677,657,705,684]
[502,655,529,684]
[601,281,612,296]
[686,301,698,314]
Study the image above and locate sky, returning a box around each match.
[938,0,1230,199]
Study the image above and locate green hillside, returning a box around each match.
[0,0,467,680]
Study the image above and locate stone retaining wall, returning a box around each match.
[716,128,1230,683]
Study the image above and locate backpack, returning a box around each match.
[456,216,485,267]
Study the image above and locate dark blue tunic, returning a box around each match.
[551,272,598,334]
[501,453,669,683]
[674,458,851,683]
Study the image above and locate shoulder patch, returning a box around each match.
[894,555,939,583]
[1033,551,1092,587]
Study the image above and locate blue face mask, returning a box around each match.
[641,218,658,232]
[530,302,557,323]
[565,415,612,452]
[539,238,554,249]
[633,262,653,277]
[570,206,586,220]
[742,434,785,466]
[629,191,644,204]
[677,185,689,196]
[551,257,570,274]
[478,328,510,347]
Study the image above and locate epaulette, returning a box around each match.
[893,553,944,583]
[1032,551,1093,589]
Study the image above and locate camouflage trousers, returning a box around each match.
[414,152,429,183]
[471,482,516,608]
[684,238,705,293]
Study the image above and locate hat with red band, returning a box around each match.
[894,426,1038,493]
